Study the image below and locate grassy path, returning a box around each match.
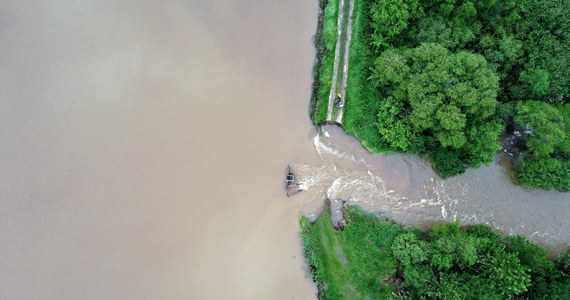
[335,0,354,124]
[326,0,355,123]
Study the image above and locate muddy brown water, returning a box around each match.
[1,1,569,299]
[1,0,319,299]
[295,126,570,255]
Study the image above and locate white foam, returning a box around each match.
[313,135,357,161]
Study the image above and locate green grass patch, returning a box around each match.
[310,0,339,125]
[343,0,390,153]
[300,207,403,299]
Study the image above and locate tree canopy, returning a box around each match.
[373,43,502,176]
[514,101,570,191]
[340,0,570,187]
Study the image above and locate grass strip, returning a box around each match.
[310,0,339,125]
[342,0,390,152]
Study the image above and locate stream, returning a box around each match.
[294,126,570,254]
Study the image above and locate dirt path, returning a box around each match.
[326,0,355,124]
[325,0,346,121]
[335,0,354,124]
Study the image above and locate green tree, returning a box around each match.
[521,0,570,104]
[392,223,535,299]
[558,253,570,274]
[377,97,413,151]
[373,43,501,176]
[517,157,570,191]
[558,104,570,157]
[392,232,429,267]
[513,102,570,191]
[464,120,503,166]
[505,236,554,277]
[483,252,531,296]
[520,68,550,97]
[515,101,566,158]
[370,0,422,48]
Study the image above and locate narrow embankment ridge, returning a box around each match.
[326,0,355,124]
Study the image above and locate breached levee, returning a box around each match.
[291,126,570,254]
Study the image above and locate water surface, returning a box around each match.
[2,1,569,300]
[295,126,570,254]
[1,1,319,299]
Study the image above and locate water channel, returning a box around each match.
[1,1,568,300]
[294,126,570,255]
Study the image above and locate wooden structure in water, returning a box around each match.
[285,165,302,197]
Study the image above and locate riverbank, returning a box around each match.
[310,0,355,126]
[309,0,392,153]
[301,206,570,299]
[341,0,386,153]
[300,206,401,299]
[310,0,338,125]
[310,0,570,190]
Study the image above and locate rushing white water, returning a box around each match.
[295,126,570,253]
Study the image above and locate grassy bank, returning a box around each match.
[342,0,388,153]
[301,207,404,299]
[301,206,570,299]
[310,0,339,125]
[330,0,570,187]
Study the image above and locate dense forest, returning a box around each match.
[325,0,570,191]
[301,207,570,299]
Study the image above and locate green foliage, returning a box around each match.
[343,0,391,153]
[394,224,533,299]
[464,120,503,167]
[517,157,570,192]
[342,207,404,296]
[558,253,570,274]
[377,96,413,151]
[371,43,501,176]
[392,232,428,266]
[520,0,570,104]
[505,235,554,276]
[486,252,532,296]
[427,142,467,178]
[558,104,570,158]
[505,236,570,299]
[430,221,460,238]
[311,0,339,124]
[300,207,403,299]
[300,212,352,299]
[515,101,566,158]
[514,101,570,191]
[520,68,550,97]
[370,0,422,48]
[334,0,570,188]
[302,207,570,299]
